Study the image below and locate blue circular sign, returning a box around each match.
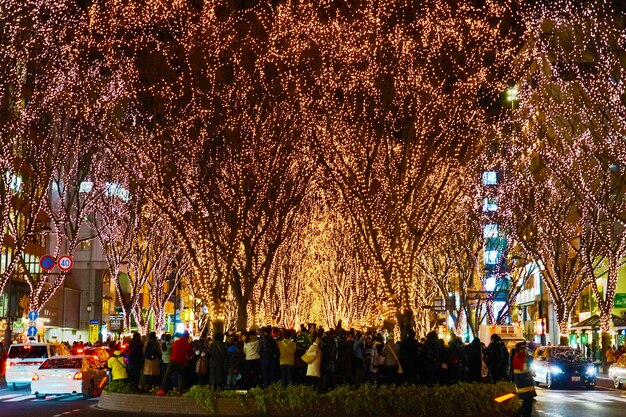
[27,326,38,337]
[40,255,55,271]
[28,310,38,321]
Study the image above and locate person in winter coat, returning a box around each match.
[259,327,279,387]
[140,332,162,389]
[225,337,243,389]
[161,334,173,387]
[195,341,210,386]
[363,335,379,384]
[278,330,296,385]
[107,349,128,381]
[381,337,401,385]
[126,332,144,389]
[487,334,509,382]
[512,342,536,417]
[321,330,338,391]
[295,325,312,384]
[157,331,193,395]
[466,337,483,383]
[447,335,465,384]
[421,331,440,386]
[335,332,353,386]
[399,330,420,385]
[208,333,227,390]
[242,330,261,389]
[305,336,322,389]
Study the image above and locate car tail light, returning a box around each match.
[73,372,83,380]
[32,373,40,381]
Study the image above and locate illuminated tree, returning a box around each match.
[148,240,190,335]
[26,140,110,312]
[512,1,626,341]
[0,138,20,297]
[92,176,142,331]
[500,170,587,339]
[420,218,484,336]
[311,1,522,334]
[0,0,125,313]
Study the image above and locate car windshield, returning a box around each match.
[40,358,83,369]
[8,346,48,360]
[549,348,586,362]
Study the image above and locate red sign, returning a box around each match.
[57,255,73,272]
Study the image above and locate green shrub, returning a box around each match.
[249,383,318,416]
[185,385,219,413]
[184,382,520,416]
[104,380,133,394]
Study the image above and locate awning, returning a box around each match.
[570,314,626,331]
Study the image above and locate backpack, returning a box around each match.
[196,356,209,376]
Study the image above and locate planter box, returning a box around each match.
[99,391,519,417]
[215,397,256,415]
[98,391,206,415]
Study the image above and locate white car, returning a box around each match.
[31,355,108,399]
[609,355,626,389]
[5,343,69,389]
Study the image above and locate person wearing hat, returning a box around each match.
[512,341,535,417]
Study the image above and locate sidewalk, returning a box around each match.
[596,373,615,390]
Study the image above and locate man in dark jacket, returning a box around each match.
[487,334,509,382]
[259,326,279,387]
[399,330,420,385]
[466,337,483,382]
[126,332,144,390]
[208,333,227,390]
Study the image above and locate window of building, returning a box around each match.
[482,197,498,212]
[484,250,500,265]
[484,224,498,238]
[77,240,92,251]
[79,181,94,193]
[482,171,498,186]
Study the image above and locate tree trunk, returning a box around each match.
[558,321,570,346]
[212,320,225,336]
[236,298,248,331]
[396,309,415,340]
[556,310,571,346]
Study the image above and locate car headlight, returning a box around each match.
[586,366,596,375]
[550,365,563,374]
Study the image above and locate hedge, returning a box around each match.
[184,382,520,417]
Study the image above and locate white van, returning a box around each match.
[5,343,70,389]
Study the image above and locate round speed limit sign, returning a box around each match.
[57,255,74,272]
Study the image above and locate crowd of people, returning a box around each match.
[97,324,520,395]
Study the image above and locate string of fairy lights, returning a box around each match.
[505,0,626,333]
[1,0,625,335]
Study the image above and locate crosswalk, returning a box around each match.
[537,387,626,404]
[0,392,98,403]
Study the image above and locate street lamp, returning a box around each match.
[506,85,519,109]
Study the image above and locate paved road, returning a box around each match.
[1,377,625,417]
[534,385,626,417]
